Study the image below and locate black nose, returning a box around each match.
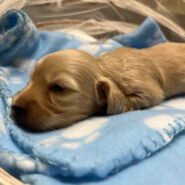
[10,105,25,120]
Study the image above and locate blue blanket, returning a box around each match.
[0,9,185,185]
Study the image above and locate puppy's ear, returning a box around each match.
[95,78,125,114]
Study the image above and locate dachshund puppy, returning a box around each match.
[11,42,185,131]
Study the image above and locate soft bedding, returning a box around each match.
[0,9,185,185]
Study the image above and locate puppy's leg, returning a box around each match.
[124,83,164,111]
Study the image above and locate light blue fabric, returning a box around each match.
[0,9,185,185]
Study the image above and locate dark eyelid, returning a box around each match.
[50,78,78,92]
[50,84,65,92]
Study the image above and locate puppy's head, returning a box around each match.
[11,49,124,131]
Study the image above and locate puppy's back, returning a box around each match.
[97,42,185,97]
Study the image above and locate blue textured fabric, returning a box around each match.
[0,9,185,185]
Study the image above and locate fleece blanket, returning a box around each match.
[0,9,185,185]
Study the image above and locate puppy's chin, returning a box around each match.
[10,110,53,132]
[11,114,47,132]
[11,111,87,132]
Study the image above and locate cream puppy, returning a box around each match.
[11,42,185,131]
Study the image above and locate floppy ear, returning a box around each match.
[95,78,125,114]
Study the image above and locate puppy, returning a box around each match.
[11,42,185,131]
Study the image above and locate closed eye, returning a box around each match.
[49,84,65,93]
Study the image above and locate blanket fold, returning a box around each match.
[0,9,185,185]
[0,9,38,66]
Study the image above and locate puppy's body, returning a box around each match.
[11,42,185,131]
[98,43,185,111]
